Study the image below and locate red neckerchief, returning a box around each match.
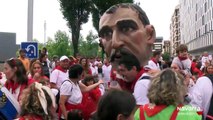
[130,68,145,92]
[178,56,187,61]
[0,72,2,79]
[151,58,158,65]
[5,80,28,101]
[92,65,95,68]
[5,81,21,94]
[104,63,110,67]
[55,66,67,73]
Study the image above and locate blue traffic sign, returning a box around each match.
[21,42,38,59]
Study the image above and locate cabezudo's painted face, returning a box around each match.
[99,7,154,67]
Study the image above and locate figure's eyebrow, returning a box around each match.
[116,19,138,29]
[99,26,112,37]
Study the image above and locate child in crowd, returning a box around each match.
[81,76,102,120]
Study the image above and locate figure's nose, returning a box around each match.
[111,30,124,49]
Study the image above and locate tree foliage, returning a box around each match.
[46,30,72,58]
[79,31,100,57]
[162,52,171,62]
[59,0,92,57]
[91,0,134,31]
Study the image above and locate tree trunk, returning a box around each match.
[71,25,80,57]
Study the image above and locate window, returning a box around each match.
[196,3,198,12]
[205,2,207,12]
[195,14,197,21]
[202,15,205,25]
[199,29,201,37]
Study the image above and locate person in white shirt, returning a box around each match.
[59,64,103,119]
[190,63,213,119]
[94,57,102,66]
[172,44,192,76]
[89,58,98,76]
[102,58,112,88]
[146,50,161,70]
[117,53,151,106]
[200,51,210,71]
[50,56,69,90]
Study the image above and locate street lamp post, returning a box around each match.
[27,0,33,42]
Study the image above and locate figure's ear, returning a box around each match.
[145,25,156,44]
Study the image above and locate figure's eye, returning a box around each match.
[117,20,138,34]
[102,31,113,40]
[120,26,134,33]
[99,28,113,40]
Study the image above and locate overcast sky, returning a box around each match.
[0,0,179,44]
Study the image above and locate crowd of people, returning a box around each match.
[0,3,213,120]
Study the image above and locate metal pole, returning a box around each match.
[27,0,33,42]
[44,20,46,46]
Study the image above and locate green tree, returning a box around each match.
[79,31,99,57]
[59,0,92,57]
[91,0,134,31]
[162,52,171,62]
[46,30,73,58]
[32,38,45,51]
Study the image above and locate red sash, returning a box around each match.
[58,102,83,119]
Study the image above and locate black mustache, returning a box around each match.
[110,48,132,62]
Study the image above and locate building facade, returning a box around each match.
[180,0,213,56]
[163,40,171,55]
[0,32,19,62]
[170,5,181,57]
[153,37,163,52]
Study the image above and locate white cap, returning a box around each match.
[59,55,69,61]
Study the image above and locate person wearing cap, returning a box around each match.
[18,49,30,72]
[50,55,70,90]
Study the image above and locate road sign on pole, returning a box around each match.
[21,42,38,59]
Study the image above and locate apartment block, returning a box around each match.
[180,0,213,56]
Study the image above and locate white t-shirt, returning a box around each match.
[60,80,82,105]
[90,66,98,76]
[133,73,150,106]
[102,64,112,82]
[146,60,161,70]
[190,76,213,118]
[50,69,69,89]
[172,57,192,70]
[201,56,209,66]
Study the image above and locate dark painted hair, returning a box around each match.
[105,3,150,25]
